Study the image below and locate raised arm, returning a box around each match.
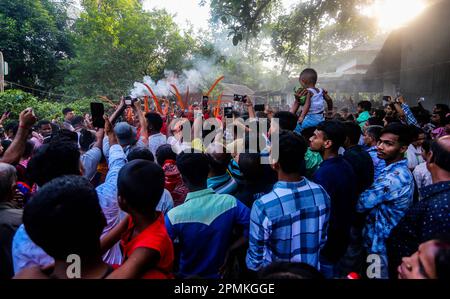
[109,97,126,125]
[1,108,37,164]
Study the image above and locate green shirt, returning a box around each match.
[357,111,371,128]
[305,148,323,178]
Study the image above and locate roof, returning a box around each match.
[220,83,255,96]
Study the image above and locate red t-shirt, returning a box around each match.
[121,214,174,279]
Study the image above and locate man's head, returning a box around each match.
[364,126,383,147]
[27,140,81,187]
[271,131,307,176]
[145,112,163,134]
[79,129,95,153]
[71,116,85,130]
[310,121,346,155]
[37,120,52,138]
[117,160,165,215]
[5,121,18,139]
[114,122,137,147]
[238,153,263,183]
[431,111,447,127]
[377,123,412,164]
[433,104,449,115]
[156,144,177,166]
[176,153,210,189]
[343,121,362,148]
[398,239,450,279]
[23,176,106,260]
[270,111,297,136]
[127,147,154,162]
[357,101,372,114]
[0,163,17,202]
[62,108,74,122]
[299,68,318,87]
[411,126,426,148]
[426,136,450,179]
[205,143,231,177]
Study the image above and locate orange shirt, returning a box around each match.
[121,214,174,279]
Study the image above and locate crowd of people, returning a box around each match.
[0,68,449,280]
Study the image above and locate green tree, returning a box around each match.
[0,0,74,91]
[61,0,197,98]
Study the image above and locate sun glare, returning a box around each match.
[361,0,427,32]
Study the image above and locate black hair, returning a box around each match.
[430,139,450,172]
[1,139,12,153]
[365,126,383,141]
[343,121,362,146]
[5,121,19,136]
[127,147,154,162]
[238,153,262,182]
[380,123,413,147]
[384,116,401,125]
[145,112,163,132]
[373,109,386,120]
[258,262,324,279]
[37,120,51,128]
[23,175,106,260]
[52,129,79,144]
[62,107,73,116]
[435,238,450,279]
[422,138,431,153]
[410,126,425,141]
[300,126,317,142]
[155,144,177,166]
[300,68,318,85]
[27,140,81,187]
[79,129,96,152]
[277,130,307,174]
[273,111,298,132]
[71,116,85,127]
[176,153,210,187]
[316,121,346,151]
[117,160,165,212]
[367,117,384,127]
[432,111,447,127]
[435,104,450,114]
[206,144,231,176]
[0,163,17,201]
[358,101,372,112]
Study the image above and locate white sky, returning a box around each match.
[142,0,298,31]
[143,0,427,32]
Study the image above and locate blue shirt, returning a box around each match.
[312,156,358,262]
[12,144,127,273]
[246,179,330,271]
[165,188,250,278]
[366,146,386,181]
[207,173,238,195]
[357,159,414,254]
[401,103,419,127]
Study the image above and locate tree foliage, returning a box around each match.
[0,0,74,91]
[61,0,197,98]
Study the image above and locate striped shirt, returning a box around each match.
[401,103,419,127]
[207,173,238,195]
[246,179,330,271]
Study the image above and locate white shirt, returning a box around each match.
[406,144,425,170]
[413,162,433,192]
[148,133,167,156]
[307,88,325,114]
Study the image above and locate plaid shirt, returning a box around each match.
[401,103,419,127]
[357,159,414,254]
[246,179,330,271]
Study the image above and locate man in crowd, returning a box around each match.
[0,163,23,279]
[206,143,238,195]
[146,112,167,156]
[246,131,330,271]
[62,107,75,131]
[165,153,250,278]
[363,126,386,180]
[357,123,414,279]
[309,121,357,278]
[387,136,450,278]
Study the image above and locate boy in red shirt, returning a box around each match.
[103,160,174,279]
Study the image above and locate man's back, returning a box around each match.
[246,179,330,271]
[344,145,374,195]
[165,188,250,278]
[312,156,357,263]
